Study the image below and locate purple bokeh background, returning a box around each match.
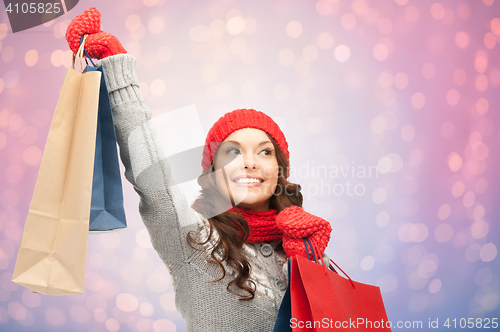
[0,0,499,331]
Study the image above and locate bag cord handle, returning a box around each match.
[303,237,356,289]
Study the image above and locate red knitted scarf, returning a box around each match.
[228,206,283,243]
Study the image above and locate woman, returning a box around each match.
[66,8,332,331]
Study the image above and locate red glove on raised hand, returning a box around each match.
[65,7,127,60]
[276,205,332,260]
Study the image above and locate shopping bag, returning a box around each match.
[83,59,127,232]
[290,238,391,331]
[11,36,101,295]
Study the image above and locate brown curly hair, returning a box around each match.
[188,132,303,300]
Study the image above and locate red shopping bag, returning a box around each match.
[290,239,391,331]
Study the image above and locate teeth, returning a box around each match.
[235,178,262,184]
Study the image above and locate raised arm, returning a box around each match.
[66,8,202,273]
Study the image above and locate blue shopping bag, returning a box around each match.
[273,258,292,332]
[81,39,127,232]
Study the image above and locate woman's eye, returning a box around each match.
[260,148,274,156]
[227,147,240,155]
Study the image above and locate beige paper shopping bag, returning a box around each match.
[12,38,101,295]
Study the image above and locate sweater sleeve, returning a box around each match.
[96,54,200,273]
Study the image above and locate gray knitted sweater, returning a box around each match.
[97,54,326,332]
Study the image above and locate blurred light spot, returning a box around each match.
[446,89,460,106]
[451,181,465,197]
[140,81,149,98]
[45,307,65,326]
[21,290,41,308]
[51,50,64,67]
[0,132,6,149]
[143,0,158,6]
[471,220,489,239]
[0,78,3,94]
[25,50,38,67]
[148,17,164,34]
[441,121,454,138]
[209,19,225,36]
[229,37,246,54]
[422,63,435,79]
[480,243,497,262]
[278,49,294,66]
[471,141,489,161]
[243,18,257,34]
[401,125,415,141]
[476,98,489,114]
[23,146,42,166]
[147,273,171,293]
[153,319,177,332]
[465,243,481,262]
[240,48,256,65]
[463,191,476,207]
[377,274,398,293]
[316,0,333,16]
[106,318,120,332]
[484,33,497,49]
[364,8,379,25]
[334,45,350,62]
[435,223,453,242]
[85,272,104,292]
[455,31,469,48]
[126,15,141,31]
[475,55,488,73]
[274,83,290,100]
[378,72,393,88]
[430,3,445,19]
[447,152,462,172]
[457,3,471,19]
[286,21,302,38]
[99,233,121,250]
[405,6,419,23]
[374,245,394,264]
[130,24,146,41]
[373,44,388,61]
[491,18,500,34]
[20,126,38,145]
[476,74,489,91]
[2,46,14,63]
[190,25,211,42]
[377,18,393,34]
[411,92,425,109]
[316,32,334,49]
[159,293,177,311]
[157,46,173,64]
[116,293,139,312]
[241,80,257,98]
[150,79,166,97]
[408,271,427,289]
[303,45,318,62]
[399,176,418,195]
[453,68,467,85]
[94,308,107,322]
[429,279,442,293]
[394,72,408,89]
[3,71,20,88]
[340,13,356,30]
[375,211,390,228]
[484,0,496,6]
[140,303,154,316]
[360,256,375,271]
[213,45,230,62]
[70,305,91,323]
[372,188,387,204]
[307,117,323,134]
[475,178,488,195]
[1,190,18,208]
[0,24,7,40]
[475,268,493,286]
[136,229,152,248]
[442,9,455,25]
[226,16,245,35]
[86,295,107,312]
[6,164,23,183]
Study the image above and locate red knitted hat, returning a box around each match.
[202,109,290,177]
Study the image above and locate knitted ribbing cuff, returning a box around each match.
[96,53,140,93]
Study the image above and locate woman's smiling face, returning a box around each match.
[213,128,279,212]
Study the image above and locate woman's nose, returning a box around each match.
[242,153,257,169]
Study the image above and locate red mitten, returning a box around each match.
[276,205,332,259]
[65,7,126,60]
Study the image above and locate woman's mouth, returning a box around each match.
[232,177,265,187]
